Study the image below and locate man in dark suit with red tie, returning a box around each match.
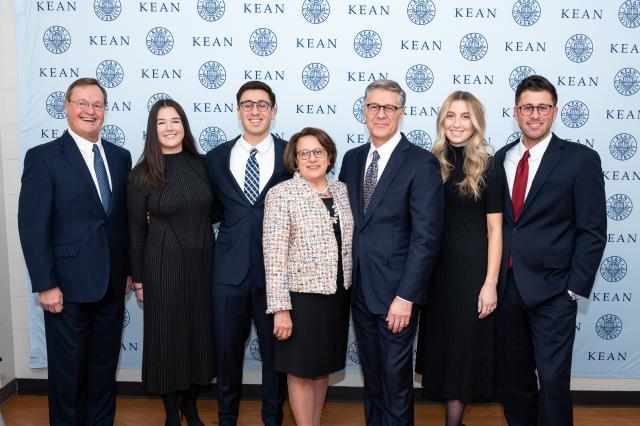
[494,75,607,425]
[18,78,132,425]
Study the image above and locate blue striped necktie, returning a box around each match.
[92,144,111,213]
[244,147,260,204]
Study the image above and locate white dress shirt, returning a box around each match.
[504,132,552,200]
[68,129,112,203]
[230,134,275,195]
[363,131,402,185]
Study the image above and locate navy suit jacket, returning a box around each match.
[18,131,132,303]
[205,135,291,287]
[494,134,606,307]
[339,135,444,315]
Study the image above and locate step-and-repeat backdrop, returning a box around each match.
[15,0,639,380]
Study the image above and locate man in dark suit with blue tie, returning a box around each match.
[18,78,132,425]
[205,81,289,426]
[494,75,607,426]
[339,80,444,425]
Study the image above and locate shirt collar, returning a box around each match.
[517,131,553,161]
[368,132,402,160]
[239,133,273,154]
[68,128,103,154]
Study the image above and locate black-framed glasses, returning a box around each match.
[239,100,272,112]
[69,99,107,111]
[296,148,326,160]
[365,103,403,115]
[516,104,555,116]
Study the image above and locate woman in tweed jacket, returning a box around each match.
[263,127,353,426]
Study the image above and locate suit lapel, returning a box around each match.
[221,137,249,204]
[255,135,286,205]
[520,135,564,218]
[496,141,517,221]
[353,145,368,221]
[60,131,104,213]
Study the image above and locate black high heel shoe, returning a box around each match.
[161,392,182,426]
[179,386,205,426]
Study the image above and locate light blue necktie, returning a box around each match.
[244,148,260,204]
[93,144,111,213]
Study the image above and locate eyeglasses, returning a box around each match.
[516,104,555,116]
[239,100,272,112]
[296,148,327,160]
[68,99,107,111]
[365,103,403,115]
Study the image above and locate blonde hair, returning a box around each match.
[432,91,493,200]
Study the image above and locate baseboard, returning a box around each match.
[0,379,18,405]
[13,379,640,407]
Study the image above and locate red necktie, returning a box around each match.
[509,149,530,268]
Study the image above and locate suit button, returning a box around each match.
[513,228,517,234]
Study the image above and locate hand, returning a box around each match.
[125,276,133,295]
[273,310,292,340]
[386,296,412,334]
[478,283,497,318]
[39,287,63,314]
[133,283,144,302]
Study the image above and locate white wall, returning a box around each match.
[0,0,638,392]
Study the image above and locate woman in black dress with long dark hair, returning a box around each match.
[128,99,215,426]
[416,91,503,426]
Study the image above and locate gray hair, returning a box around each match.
[364,79,406,108]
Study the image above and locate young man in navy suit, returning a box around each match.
[339,80,444,425]
[205,81,290,426]
[494,75,606,426]
[18,78,132,425]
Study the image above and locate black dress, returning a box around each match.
[274,197,350,378]
[416,145,503,402]
[128,151,215,394]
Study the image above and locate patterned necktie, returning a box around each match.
[362,150,380,213]
[509,149,529,268]
[244,147,260,204]
[92,144,111,213]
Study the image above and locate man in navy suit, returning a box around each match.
[18,78,132,425]
[339,80,443,425]
[494,75,606,426]
[205,81,289,426]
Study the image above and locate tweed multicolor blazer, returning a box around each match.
[263,172,354,313]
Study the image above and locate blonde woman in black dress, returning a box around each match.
[416,91,503,426]
[128,99,215,426]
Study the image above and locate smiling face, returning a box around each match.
[64,84,105,142]
[296,135,329,185]
[514,89,558,149]
[365,88,404,148]
[156,106,184,154]
[443,100,475,147]
[237,89,276,145]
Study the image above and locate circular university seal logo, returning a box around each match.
[406,64,434,92]
[509,66,536,91]
[198,61,226,89]
[595,314,622,340]
[197,0,225,22]
[560,101,589,128]
[614,67,640,96]
[506,132,522,145]
[249,339,262,361]
[407,0,436,25]
[353,97,365,124]
[147,93,172,112]
[610,133,637,161]
[43,26,71,54]
[146,27,174,56]
[100,125,125,147]
[607,194,633,221]
[301,63,330,91]
[459,33,488,61]
[512,0,541,26]
[122,308,130,328]
[46,92,66,119]
[619,0,640,28]
[406,130,432,150]
[600,256,628,283]
[565,34,593,63]
[347,342,360,364]
[94,0,122,21]
[354,30,382,58]
[302,0,330,24]
[249,28,277,56]
[96,60,124,88]
[199,126,227,153]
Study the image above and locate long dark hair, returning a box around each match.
[131,99,200,189]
